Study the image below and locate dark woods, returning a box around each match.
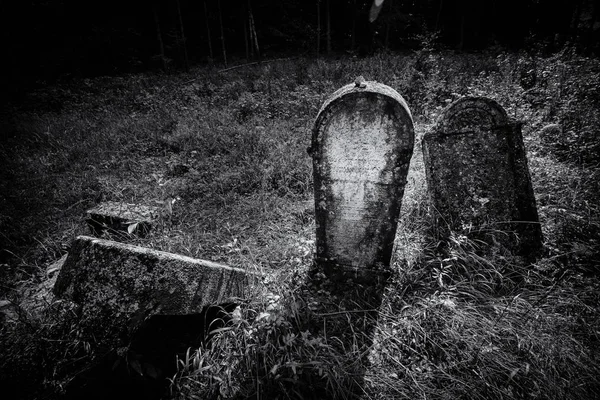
[2,0,599,84]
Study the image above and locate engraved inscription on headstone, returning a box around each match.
[422,96,543,259]
[311,81,414,280]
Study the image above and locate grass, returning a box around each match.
[1,48,599,399]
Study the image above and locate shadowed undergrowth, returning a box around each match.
[1,50,599,399]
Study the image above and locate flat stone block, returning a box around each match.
[86,201,161,237]
[53,236,260,346]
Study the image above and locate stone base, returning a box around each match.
[315,258,391,285]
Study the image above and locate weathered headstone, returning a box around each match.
[53,236,259,347]
[422,96,543,259]
[311,80,414,281]
[87,201,161,237]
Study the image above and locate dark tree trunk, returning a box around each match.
[326,0,331,54]
[435,0,444,31]
[175,0,189,72]
[248,0,260,59]
[316,0,321,56]
[243,11,250,60]
[203,0,214,60]
[351,0,356,51]
[152,0,167,71]
[217,0,227,66]
[592,0,600,52]
[458,0,465,50]
[459,14,465,50]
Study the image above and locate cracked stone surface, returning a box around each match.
[53,236,260,348]
[311,81,414,281]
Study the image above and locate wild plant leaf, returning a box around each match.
[143,362,160,379]
[209,327,233,335]
[127,222,139,234]
[129,359,143,376]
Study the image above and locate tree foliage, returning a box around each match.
[1,0,599,87]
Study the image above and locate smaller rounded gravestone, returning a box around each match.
[311,80,414,281]
[422,97,543,260]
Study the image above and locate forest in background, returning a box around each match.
[1,0,599,90]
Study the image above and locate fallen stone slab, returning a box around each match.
[53,236,260,348]
[86,201,162,237]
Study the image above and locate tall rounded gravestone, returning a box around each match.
[422,97,543,260]
[311,80,414,282]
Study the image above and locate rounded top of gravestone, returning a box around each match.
[316,80,413,124]
[434,96,510,135]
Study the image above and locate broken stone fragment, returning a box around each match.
[53,236,261,351]
[86,201,161,237]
